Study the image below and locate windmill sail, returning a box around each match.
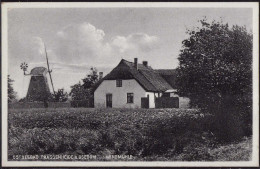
[44,43,55,94]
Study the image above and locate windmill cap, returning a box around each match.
[30,67,48,76]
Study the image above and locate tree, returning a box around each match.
[52,88,68,102]
[70,67,100,107]
[82,67,99,89]
[70,82,90,101]
[8,75,17,103]
[176,18,252,142]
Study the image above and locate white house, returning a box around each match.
[93,58,189,108]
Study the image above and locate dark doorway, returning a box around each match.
[106,94,112,108]
[141,97,149,108]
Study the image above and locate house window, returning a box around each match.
[127,93,134,103]
[116,79,122,87]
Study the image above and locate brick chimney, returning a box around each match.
[134,58,138,70]
[99,72,103,80]
[143,61,148,67]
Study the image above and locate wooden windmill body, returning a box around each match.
[26,67,51,102]
[21,42,55,102]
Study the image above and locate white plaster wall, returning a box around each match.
[94,79,147,108]
[145,92,156,108]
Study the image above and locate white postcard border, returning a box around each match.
[1,2,259,167]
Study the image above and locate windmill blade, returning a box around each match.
[43,42,55,94]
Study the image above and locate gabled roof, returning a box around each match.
[30,67,48,76]
[155,69,177,89]
[94,59,174,92]
[155,69,176,76]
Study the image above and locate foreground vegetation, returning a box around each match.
[8,108,251,161]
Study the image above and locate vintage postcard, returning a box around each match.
[1,2,259,167]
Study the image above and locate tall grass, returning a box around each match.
[8,108,251,161]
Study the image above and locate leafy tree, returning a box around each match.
[70,82,89,100]
[176,18,252,142]
[70,67,100,101]
[52,88,68,102]
[82,67,99,89]
[8,75,17,103]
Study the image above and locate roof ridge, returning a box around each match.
[123,61,158,91]
[121,59,132,63]
[94,59,174,92]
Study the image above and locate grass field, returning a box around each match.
[8,108,252,161]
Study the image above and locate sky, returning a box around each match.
[7,7,252,98]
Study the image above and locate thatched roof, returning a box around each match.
[30,67,48,76]
[155,69,176,76]
[155,69,177,88]
[94,59,175,92]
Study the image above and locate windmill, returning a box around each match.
[20,42,55,102]
[43,42,55,95]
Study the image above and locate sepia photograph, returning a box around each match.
[1,2,259,167]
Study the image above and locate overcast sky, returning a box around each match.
[8,7,252,98]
